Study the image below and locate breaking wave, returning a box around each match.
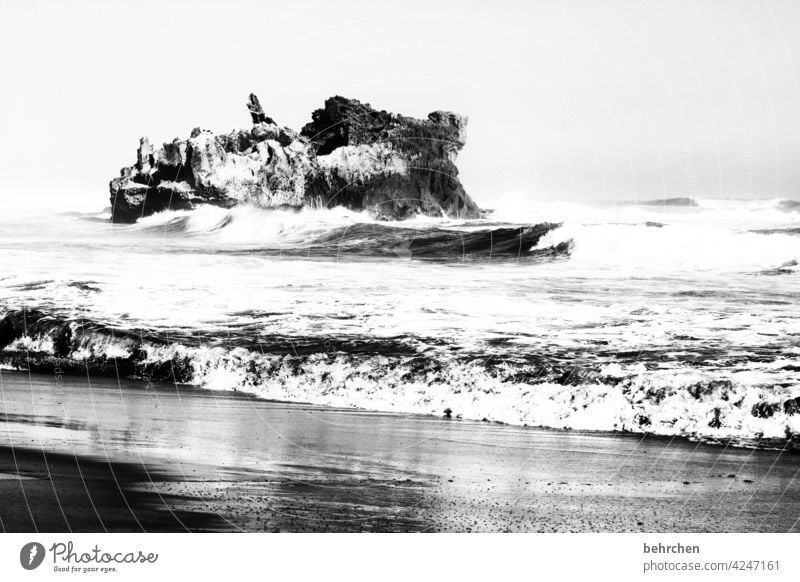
[534,222,800,274]
[125,205,570,261]
[1,309,799,449]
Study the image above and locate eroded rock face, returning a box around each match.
[109,94,480,222]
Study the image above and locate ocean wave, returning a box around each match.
[95,197,800,270]
[122,205,570,261]
[1,309,798,449]
[532,221,800,274]
[637,197,698,207]
[474,194,800,237]
[751,227,800,236]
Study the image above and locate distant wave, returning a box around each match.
[476,195,800,235]
[635,196,800,211]
[637,197,698,207]
[2,308,799,450]
[779,199,800,212]
[751,227,800,236]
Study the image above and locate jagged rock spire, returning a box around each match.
[246,93,274,125]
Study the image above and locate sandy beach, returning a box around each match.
[1,369,798,532]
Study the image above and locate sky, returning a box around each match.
[1,0,799,211]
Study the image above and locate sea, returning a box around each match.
[1,196,799,449]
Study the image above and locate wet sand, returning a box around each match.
[1,370,798,532]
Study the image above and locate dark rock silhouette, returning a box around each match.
[109,95,480,222]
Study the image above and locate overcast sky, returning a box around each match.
[1,0,799,211]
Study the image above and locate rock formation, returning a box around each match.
[109,94,480,222]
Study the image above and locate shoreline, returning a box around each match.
[2,355,797,453]
[1,370,799,532]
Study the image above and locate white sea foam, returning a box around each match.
[1,197,798,446]
[533,222,800,274]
